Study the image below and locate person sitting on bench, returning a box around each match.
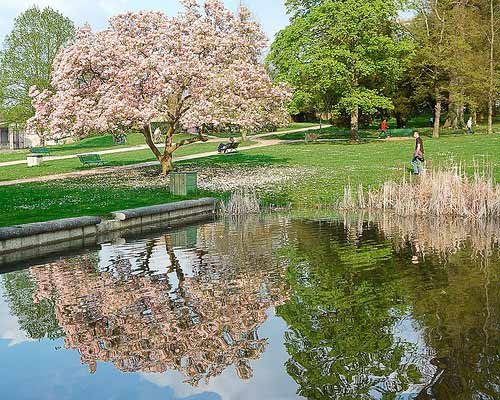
[218,136,237,153]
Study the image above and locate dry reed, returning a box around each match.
[219,189,260,215]
[337,163,500,220]
[338,211,500,260]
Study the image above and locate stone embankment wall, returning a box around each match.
[0,198,217,265]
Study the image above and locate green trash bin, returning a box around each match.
[169,172,197,196]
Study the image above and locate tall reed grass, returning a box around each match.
[219,189,260,215]
[337,163,500,220]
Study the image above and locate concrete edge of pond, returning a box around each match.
[0,212,216,272]
[0,198,218,258]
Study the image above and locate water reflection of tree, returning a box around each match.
[1,270,62,340]
[372,215,500,399]
[30,227,288,386]
[329,215,500,399]
[404,251,500,399]
[276,220,419,399]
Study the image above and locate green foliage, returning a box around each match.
[0,6,74,123]
[1,271,63,340]
[268,0,414,134]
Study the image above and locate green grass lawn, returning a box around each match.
[276,122,320,131]
[0,140,256,181]
[264,118,500,141]
[1,134,498,227]
[178,134,500,207]
[203,122,321,138]
[0,182,219,227]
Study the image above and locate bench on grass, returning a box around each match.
[381,128,414,138]
[219,142,240,154]
[30,147,50,155]
[78,153,107,167]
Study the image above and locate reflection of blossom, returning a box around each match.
[30,227,288,386]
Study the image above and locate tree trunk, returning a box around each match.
[241,130,247,142]
[161,153,174,175]
[458,104,465,128]
[143,124,164,170]
[433,90,441,138]
[450,103,458,129]
[350,105,359,141]
[488,0,495,134]
[488,98,493,134]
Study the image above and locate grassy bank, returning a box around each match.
[1,134,498,227]
[0,132,150,163]
[0,180,219,227]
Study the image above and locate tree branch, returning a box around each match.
[143,125,163,160]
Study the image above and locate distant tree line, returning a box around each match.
[267,0,499,138]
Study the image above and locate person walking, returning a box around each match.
[380,118,389,137]
[411,131,424,175]
[466,117,474,135]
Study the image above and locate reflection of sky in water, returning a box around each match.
[0,282,31,347]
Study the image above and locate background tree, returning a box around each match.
[27,1,290,175]
[485,0,499,133]
[407,0,499,137]
[268,0,413,140]
[407,0,456,138]
[1,271,63,340]
[0,6,74,143]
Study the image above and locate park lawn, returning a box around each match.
[0,122,321,162]
[0,140,256,181]
[0,132,198,163]
[177,134,500,206]
[0,182,219,227]
[263,119,500,141]
[1,134,498,226]
[276,122,320,131]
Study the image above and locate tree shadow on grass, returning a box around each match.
[175,153,291,169]
[282,139,374,147]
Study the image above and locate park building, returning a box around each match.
[0,120,41,150]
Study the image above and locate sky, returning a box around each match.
[0,0,290,44]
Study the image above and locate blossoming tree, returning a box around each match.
[27,0,290,174]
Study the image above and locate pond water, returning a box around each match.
[0,215,498,400]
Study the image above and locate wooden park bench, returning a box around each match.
[219,142,240,154]
[78,153,107,167]
[381,128,414,138]
[30,147,50,155]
